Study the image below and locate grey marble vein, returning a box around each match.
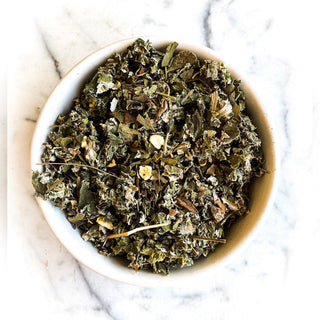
[25,117,37,123]
[203,0,214,48]
[246,18,274,46]
[282,108,291,148]
[75,260,116,319]
[281,246,290,283]
[36,24,63,79]
[162,0,173,9]
[64,8,99,48]
[25,237,62,301]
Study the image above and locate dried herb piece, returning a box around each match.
[192,236,227,244]
[106,222,170,239]
[168,50,198,71]
[161,41,178,67]
[32,39,264,274]
[136,114,155,131]
[176,197,198,214]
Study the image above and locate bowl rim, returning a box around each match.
[30,36,279,287]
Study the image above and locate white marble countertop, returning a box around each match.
[5,0,320,319]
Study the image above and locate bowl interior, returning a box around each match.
[31,37,277,287]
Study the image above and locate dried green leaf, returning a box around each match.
[168,50,198,72]
[136,114,155,131]
[162,42,178,67]
[55,137,73,147]
[79,181,95,210]
[68,212,85,223]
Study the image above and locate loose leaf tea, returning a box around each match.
[32,39,264,274]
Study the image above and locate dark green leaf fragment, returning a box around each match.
[136,114,155,131]
[168,50,198,71]
[118,123,141,137]
[55,137,73,147]
[68,212,85,223]
[79,181,96,210]
[161,42,178,67]
[32,171,47,195]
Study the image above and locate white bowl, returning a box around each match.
[31,37,278,287]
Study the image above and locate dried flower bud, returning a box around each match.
[107,159,116,167]
[150,134,164,149]
[81,136,88,148]
[139,165,152,180]
[97,216,114,230]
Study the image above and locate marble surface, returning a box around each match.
[6,0,320,319]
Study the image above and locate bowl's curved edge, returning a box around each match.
[30,36,279,287]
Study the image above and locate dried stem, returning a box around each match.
[155,91,176,100]
[192,236,226,244]
[210,91,219,112]
[181,89,194,104]
[45,178,64,193]
[107,222,170,239]
[36,162,120,179]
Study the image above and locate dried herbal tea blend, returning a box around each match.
[32,39,264,274]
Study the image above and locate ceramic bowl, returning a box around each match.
[31,37,278,287]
